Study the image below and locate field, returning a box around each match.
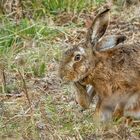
[0,1,140,139]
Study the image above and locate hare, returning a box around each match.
[59,8,140,121]
[65,9,126,110]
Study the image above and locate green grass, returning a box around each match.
[0,1,90,137]
[0,18,59,51]
[21,0,105,16]
[2,0,140,140]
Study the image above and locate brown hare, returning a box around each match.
[59,8,140,121]
[64,8,126,110]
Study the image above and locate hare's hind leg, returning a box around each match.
[100,103,114,122]
[124,93,140,120]
[99,101,124,122]
[121,92,140,126]
[74,82,96,109]
[99,94,125,122]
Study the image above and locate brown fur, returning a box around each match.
[59,8,140,121]
[74,82,96,109]
[87,44,140,97]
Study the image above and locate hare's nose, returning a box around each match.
[62,77,68,82]
[61,76,71,84]
[59,73,66,82]
[58,76,69,85]
[59,77,69,85]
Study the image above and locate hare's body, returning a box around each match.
[59,8,140,121]
[84,44,140,98]
[81,43,140,121]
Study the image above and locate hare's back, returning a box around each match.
[99,43,140,87]
[106,43,140,71]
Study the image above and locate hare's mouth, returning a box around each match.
[61,68,90,83]
[62,76,73,82]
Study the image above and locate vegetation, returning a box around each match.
[0,0,140,139]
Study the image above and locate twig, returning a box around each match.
[5,93,23,98]
[2,69,6,91]
[36,86,49,95]
[18,69,33,113]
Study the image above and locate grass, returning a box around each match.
[0,0,140,140]
[21,0,104,16]
[0,1,101,139]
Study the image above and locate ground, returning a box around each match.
[0,2,140,140]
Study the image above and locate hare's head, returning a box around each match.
[59,8,126,82]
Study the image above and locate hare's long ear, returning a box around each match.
[95,35,126,51]
[86,8,110,46]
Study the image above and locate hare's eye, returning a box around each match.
[74,54,81,61]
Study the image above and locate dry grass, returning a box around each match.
[0,2,140,140]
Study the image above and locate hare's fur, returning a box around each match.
[59,8,140,121]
